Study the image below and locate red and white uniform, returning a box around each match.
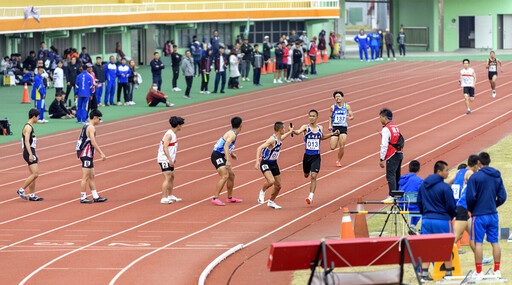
[76,124,94,158]
[157,129,177,163]
[380,122,401,161]
[460,68,475,87]
[308,41,317,57]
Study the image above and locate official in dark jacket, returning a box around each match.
[65,57,81,103]
[240,38,252,81]
[150,52,165,90]
[92,57,105,106]
[213,46,228,93]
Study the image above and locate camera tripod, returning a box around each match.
[379,194,416,237]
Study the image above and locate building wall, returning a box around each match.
[393,0,435,51]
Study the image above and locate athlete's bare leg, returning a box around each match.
[329,135,339,150]
[464,94,471,110]
[309,172,318,194]
[161,171,174,198]
[269,175,282,201]
[261,171,275,193]
[225,166,235,198]
[337,134,347,162]
[22,164,39,193]
[214,166,229,198]
[81,168,93,193]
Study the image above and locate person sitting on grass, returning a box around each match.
[146,83,174,107]
[398,159,423,234]
[49,91,75,119]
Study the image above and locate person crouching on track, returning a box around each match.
[255,122,294,209]
[417,160,457,281]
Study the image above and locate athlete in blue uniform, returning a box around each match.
[354,29,369,62]
[328,91,354,167]
[255,122,294,209]
[293,110,339,204]
[485,51,502,98]
[210,116,243,206]
[368,28,381,61]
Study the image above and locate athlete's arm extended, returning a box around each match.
[281,126,294,141]
[445,173,456,185]
[346,104,355,120]
[292,124,307,136]
[486,60,490,69]
[87,125,106,160]
[328,105,334,129]
[162,133,174,167]
[320,125,339,140]
[472,71,476,87]
[498,59,503,73]
[23,125,34,162]
[254,137,275,169]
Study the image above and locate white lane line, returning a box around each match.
[22,90,512,285]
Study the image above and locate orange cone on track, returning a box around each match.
[22,83,30,104]
[354,198,369,238]
[341,208,355,239]
[460,230,470,246]
[316,51,322,64]
[323,52,329,63]
[261,63,267,75]
[305,55,311,66]
[267,60,273,73]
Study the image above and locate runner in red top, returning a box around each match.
[379,108,403,200]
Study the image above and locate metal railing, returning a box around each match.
[0,1,339,18]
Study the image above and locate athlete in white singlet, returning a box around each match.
[460,59,476,114]
[157,116,184,204]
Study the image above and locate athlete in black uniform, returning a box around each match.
[16,109,44,201]
[76,109,107,203]
[486,51,502,98]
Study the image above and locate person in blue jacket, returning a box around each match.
[466,152,507,279]
[417,160,456,280]
[75,65,93,123]
[190,41,203,77]
[31,66,47,123]
[150,52,164,91]
[354,29,369,62]
[398,160,423,230]
[116,57,131,105]
[103,56,117,106]
[368,28,381,61]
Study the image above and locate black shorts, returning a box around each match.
[260,160,280,176]
[488,72,497,80]
[463,87,475,97]
[275,63,284,70]
[455,206,470,221]
[23,148,38,165]
[80,157,94,169]
[211,151,226,169]
[159,162,174,172]
[303,154,321,174]
[332,125,348,136]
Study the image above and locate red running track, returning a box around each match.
[1,61,512,285]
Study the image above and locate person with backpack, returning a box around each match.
[378,108,404,200]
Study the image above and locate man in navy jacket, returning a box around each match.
[150,52,164,91]
[417,160,456,280]
[466,152,506,279]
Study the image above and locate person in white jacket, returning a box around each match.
[53,60,64,96]
[228,48,242,89]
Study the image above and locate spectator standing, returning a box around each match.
[181,50,194,99]
[262,36,273,69]
[292,41,303,81]
[213,46,228,93]
[31,67,47,123]
[378,108,403,199]
[199,49,212,94]
[286,42,294,81]
[48,46,60,75]
[116,57,131,106]
[53,60,64,96]
[329,31,336,59]
[384,29,397,61]
[79,47,92,64]
[93,57,105,107]
[273,42,284,84]
[191,41,202,77]
[116,42,127,61]
[146,83,174,107]
[289,30,299,42]
[65,57,80,105]
[202,37,209,54]
[150,52,165,91]
[49,91,75,119]
[211,30,220,59]
[354,29,369,62]
[235,35,243,46]
[318,30,327,58]
[86,63,99,114]
[417,161,457,280]
[228,48,241,89]
[397,28,406,56]
[368,28,381,61]
[299,30,309,47]
[37,41,49,60]
[308,37,318,75]
[127,59,137,105]
[103,56,117,106]
[75,65,93,123]
[282,43,290,81]
[378,30,384,61]
[251,44,264,86]
[171,45,182,92]
[163,41,172,57]
[240,38,252,82]
[466,152,507,280]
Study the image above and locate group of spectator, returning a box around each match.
[354,27,406,62]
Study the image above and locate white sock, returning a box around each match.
[19,188,25,194]
[81,192,87,199]
[308,193,314,199]
[91,190,99,199]
[29,193,35,198]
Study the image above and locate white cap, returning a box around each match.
[264,35,269,39]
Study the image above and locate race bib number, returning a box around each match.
[452,184,460,200]
[216,158,224,165]
[269,152,279,160]
[76,140,82,150]
[261,164,269,170]
[489,65,497,72]
[83,160,91,168]
[334,115,346,124]
[462,76,473,86]
[306,139,320,151]
[161,162,169,169]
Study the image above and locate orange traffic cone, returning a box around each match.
[305,55,311,66]
[354,198,369,238]
[267,60,273,73]
[323,52,329,63]
[316,51,322,64]
[341,208,355,239]
[21,83,30,104]
[261,63,267,75]
[272,57,276,72]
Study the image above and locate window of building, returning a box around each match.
[178,23,232,48]
[240,20,305,44]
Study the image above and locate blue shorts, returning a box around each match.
[471,214,499,243]
[421,219,453,235]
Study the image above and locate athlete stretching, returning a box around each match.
[293,110,339,204]
[486,51,502,98]
[328,90,354,167]
[460,59,476,114]
[210,117,243,206]
[255,121,294,209]
[76,109,107,203]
